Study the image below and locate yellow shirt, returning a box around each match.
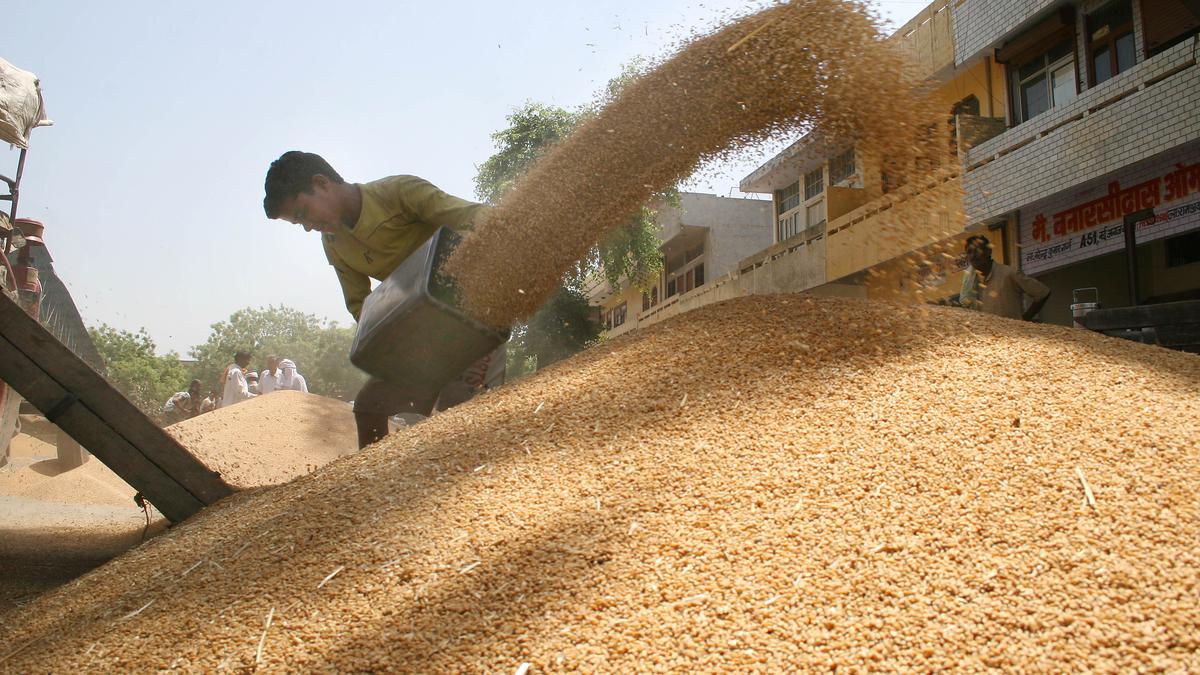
[323,176,486,320]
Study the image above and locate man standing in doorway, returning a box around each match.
[960,235,1051,321]
[262,151,505,448]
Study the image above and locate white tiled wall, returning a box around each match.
[963,38,1200,224]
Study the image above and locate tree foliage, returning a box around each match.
[188,306,366,400]
[88,324,189,422]
[475,102,579,205]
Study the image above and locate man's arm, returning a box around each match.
[1014,271,1051,321]
[400,176,488,232]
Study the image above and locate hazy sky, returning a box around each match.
[5,0,926,354]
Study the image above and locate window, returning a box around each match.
[1088,1,1135,86]
[776,181,800,215]
[694,263,704,287]
[951,95,981,117]
[778,211,801,242]
[804,168,824,200]
[1140,0,1200,58]
[805,200,826,228]
[667,278,677,298]
[829,149,856,185]
[1011,39,1077,124]
[611,302,627,328]
[651,286,658,306]
[1165,231,1200,267]
[949,95,981,155]
[642,292,651,312]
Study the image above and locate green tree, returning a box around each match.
[89,324,190,422]
[188,306,367,400]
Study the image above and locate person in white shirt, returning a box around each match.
[276,358,308,393]
[221,350,257,407]
[259,355,280,394]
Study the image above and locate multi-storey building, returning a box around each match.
[591,0,1199,337]
[585,193,773,338]
[741,0,1199,321]
[958,0,1200,323]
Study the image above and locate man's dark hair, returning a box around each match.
[234,349,251,361]
[964,235,991,252]
[263,151,345,218]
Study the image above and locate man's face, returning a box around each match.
[189,382,201,397]
[236,355,251,368]
[966,241,992,269]
[267,356,279,371]
[278,175,342,233]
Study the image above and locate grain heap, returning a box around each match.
[447,0,943,325]
[167,390,358,488]
[3,296,1198,671]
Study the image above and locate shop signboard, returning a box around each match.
[1019,147,1200,275]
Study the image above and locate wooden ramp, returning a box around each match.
[0,291,233,522]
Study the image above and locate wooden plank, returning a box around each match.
[0,333,205,522]
[0,292,231,504]
[1081,300,1200,331]
[0,292,233,519]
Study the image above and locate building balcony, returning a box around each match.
[825,166,964,282]
[963,36,1200,224]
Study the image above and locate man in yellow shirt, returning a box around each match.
[263,151,503,447]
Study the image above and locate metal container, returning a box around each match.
[350,228,509,412]
[1070,287,1101,329]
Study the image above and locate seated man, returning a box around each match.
[960,235,1050,321]
[263,151,503,448]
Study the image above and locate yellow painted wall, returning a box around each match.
[934,59,1007,120]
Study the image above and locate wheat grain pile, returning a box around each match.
[3,296,1198,672]
[447,0,942,326]
[167,391,358,488]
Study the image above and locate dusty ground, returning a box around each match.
[0,392,358,616]
[0,434,157,614]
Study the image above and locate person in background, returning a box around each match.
[276,358,308,393]
[162,379,203,424]
[246,371,260,395]
[199,390,220,414]
[221,349,257,407]
[960,235,1050,321]
[259,355,280,394]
